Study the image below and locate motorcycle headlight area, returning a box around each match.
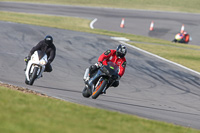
[39,60,47,65]
[31,56,37,62]
[101,66,110,75]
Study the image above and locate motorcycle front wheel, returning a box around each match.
[92,80,107,99]
[29,67,39,85]
[25,77,29,85]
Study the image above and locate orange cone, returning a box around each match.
[120,18,125,28]
[149,21,154,31]
[180,24,184,33]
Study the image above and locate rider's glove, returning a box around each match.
[95,62,103,68]
[24,56,30,62]
[46,59,51,65]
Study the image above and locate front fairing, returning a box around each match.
[30,51,48,66]
[107,62,119,71]
[88,62,119,88]
[88,69,106,87]
[25,50,47,81]
[101,62,119,79]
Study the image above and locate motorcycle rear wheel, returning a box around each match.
[82,86,91,98]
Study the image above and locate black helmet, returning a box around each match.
[45,35,53,45]
[116,44,127,58]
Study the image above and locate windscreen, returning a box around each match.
[37,50,46,60]
[107,62,119,71]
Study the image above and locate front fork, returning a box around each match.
[29,65,43,79]
[94,77,108,94]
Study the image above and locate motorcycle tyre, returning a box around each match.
[82,86,91,98]
[29,67,38,85]
[92,80,107,99]
[25,77,29,85]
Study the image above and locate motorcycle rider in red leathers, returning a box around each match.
[172,32,190,44]
[85,44,127,89]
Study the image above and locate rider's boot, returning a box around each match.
[102,86,108,94]
[101,90,106,94]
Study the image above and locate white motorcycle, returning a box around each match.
[25,50,48,85]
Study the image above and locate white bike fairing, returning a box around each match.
[25,51,47,81]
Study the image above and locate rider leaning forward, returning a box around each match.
[85,44,127,88]
[24,35,56,72]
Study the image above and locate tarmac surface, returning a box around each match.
[0,2,200,129]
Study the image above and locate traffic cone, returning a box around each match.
[149,21,154,31]
[180,24,184,33]
[120,18,125,28]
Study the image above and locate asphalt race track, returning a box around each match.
[1,2,200,129]
[1,2,200,45]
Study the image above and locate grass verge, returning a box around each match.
[1,0,200,13]
[1,84,200,133]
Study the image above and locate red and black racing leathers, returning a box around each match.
[98,49,126,77]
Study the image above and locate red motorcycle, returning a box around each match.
[172,32,190,44]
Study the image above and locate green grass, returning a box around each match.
[1,0,200,13]
[1,86,200,133]
[0,11,91,31]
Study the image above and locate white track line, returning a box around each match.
[90,18,97,29]
[119,41,200,76]
[111,37,130,41]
